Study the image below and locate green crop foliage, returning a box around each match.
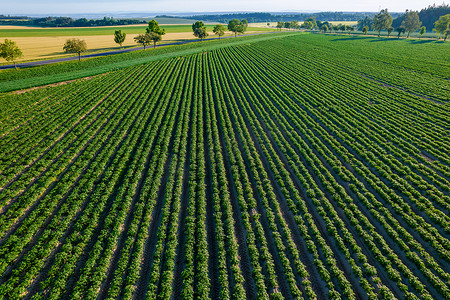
[0,32,448,300]
[0,32,295,92]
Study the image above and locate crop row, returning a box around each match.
[0,33,448,299]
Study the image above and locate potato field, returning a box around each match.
[0,33,449,299]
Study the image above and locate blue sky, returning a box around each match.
[5,0,444,15]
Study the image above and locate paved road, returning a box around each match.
[0,33,273,70]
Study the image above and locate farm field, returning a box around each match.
[0,33,449,299]
[0,24,272,37]
[0,24,273,61]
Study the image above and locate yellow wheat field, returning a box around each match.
[0,31,259,62]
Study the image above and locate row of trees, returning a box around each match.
[0,20,164,69]
[60,11,450,61]
[1,18,252,69]
[359,9,450,40]
[274,19,354,34]
[356,3,449,32]
[372,9,418,37]
[191,19,249,41]
[276,19,328,30]
[392,4,450,31]
[184,12,384,23]
[372,9,450,40]
[134,18,249,48]
[274,9,448,40]
[133,20,166,49]
[0,16,146,27]
[320,24,354,34]
[61,30,125,61]
[276,21,300,30]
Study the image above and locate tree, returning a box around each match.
[401,10,422,38]
[290,20,299,31]
[145,20,165,48]
[134,33,151,50]
[0,39,23,69]
[228,19,247,37]
[317,21,332,31]
[391,4,450,33]
[213,24,225,39]
[147,19,166,35]
[304,17,318,29]
[267,22,270,27]
[63,38,87,61]
[113,30,126,48]
[396,27,405,38]
[147,32,162,48]
[192,21,209,41]
[321,24,328,33]
[276,21,284,31]
[357,16,373,31]
[418,4,450,32]
[387,27,394,37]
[347,26,355,34]
[192,21,206,32]
[194,27,209,41]
[241,19,248,28]
[433,14,450,40]
[373,9,393,37]
[237,19,248,35]
[362,26,369,35]
[419,26,426,38]
[228,19,240,36]
[302,20,314,30]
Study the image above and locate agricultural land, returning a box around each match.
[0,32,449,299]
[0,24,272,61]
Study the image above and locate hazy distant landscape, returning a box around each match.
[0,1,449,299]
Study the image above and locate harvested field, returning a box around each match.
[0,30,270,61]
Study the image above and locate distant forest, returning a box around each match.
[0,16,146,27]
[356,4,450,32]
[1,12,382,28]
[392,4,450,31]
[170,12,384,23]
[2,3,449,30]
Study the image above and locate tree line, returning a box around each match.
[357,4,450,35]
[392,4,450,31]
[182,12,384,23]
[355,9,450,40]
[272,9,449,40]
[0,16,146,27]
[274,19,348,32]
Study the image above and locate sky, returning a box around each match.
[4,0,445,15]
